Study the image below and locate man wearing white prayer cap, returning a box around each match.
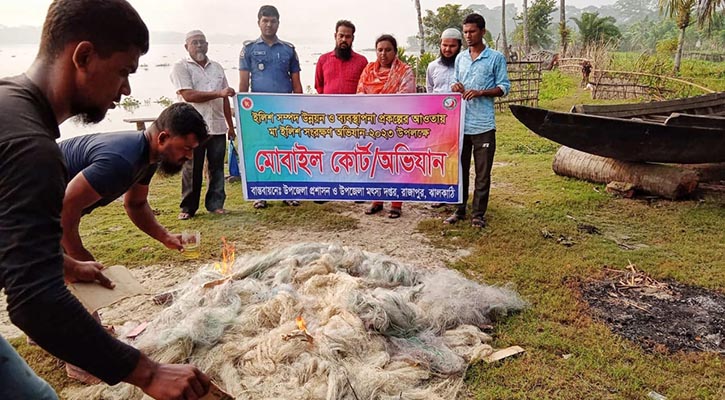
[425,27,463,208]
[170,30,236,220]
[426,28,462,95]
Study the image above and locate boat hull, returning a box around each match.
[571,92,725,118]
[510,105,725,164]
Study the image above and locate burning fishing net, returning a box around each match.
[66,243,526,399]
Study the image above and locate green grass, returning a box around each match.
[8,337,68,392]
[611,52,725,92]
[80,177,358,267]
[428,82,724,398]
[538,70,577,102]
[12,72,725,399]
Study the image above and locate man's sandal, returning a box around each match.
[365,204,384,215]
[178,212,193,220]
[253,200,267,209]
[471,217,486,228]
[443,214,463,225]
[388,209,402,219]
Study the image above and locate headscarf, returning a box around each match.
[356,58,416,94]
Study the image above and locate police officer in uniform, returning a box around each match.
[239,4,302,209]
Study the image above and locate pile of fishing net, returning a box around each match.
[67,243,526,399]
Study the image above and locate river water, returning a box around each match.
[0,43,376,139]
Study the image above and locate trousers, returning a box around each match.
[180,134,227,214]
[455,130,496,219]
[0,336,58,400]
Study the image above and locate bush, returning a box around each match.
[398,48,437,88]
[539,70,575,100]
[656,38,678,56]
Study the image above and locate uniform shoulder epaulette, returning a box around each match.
[278,39,295,49]
[240,40,256,58]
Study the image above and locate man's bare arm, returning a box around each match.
[124,183,182,251]
[124,353,211,400]
[223,96,235,140]
[462,87,504,100]
[61,173,103,261]
[291,72,303,94]
[239,70,250,92]
[178,88,234,104]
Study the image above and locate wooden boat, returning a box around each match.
[509,104,725,164]
[570,91,725,120]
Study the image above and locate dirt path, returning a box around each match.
[0,202,470,339]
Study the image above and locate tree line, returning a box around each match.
[410,0,724,75]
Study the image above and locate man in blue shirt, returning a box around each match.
[239,5,302,94]
[445,13,510,228]
[59,103,208,262]
[239,4,302,209]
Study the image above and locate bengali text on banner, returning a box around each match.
[234,93,464,203]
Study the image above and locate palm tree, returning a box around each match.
[696,0,724,27]
[560,0,569,56]
[624,17,678,51]
[414,0,425,55]
[570,12,622,48]
[659,0,696,74]
[502,0,510,59]
[523,0,530,54]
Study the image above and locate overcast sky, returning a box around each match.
[1,0,617,47]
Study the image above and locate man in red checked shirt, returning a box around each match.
[314,20,368,94]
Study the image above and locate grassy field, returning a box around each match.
[14,71,725,399]
[610,52,725,92]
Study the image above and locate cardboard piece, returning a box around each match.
[201,381,233,400]
[152,291,175,305]
[67,265,147,313]
[483,346,525,363]
[202,276,231,289]
[125,321,149,339]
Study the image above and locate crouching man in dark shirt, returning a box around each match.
[57,102,208,383]
[0,1,211,399]
[60,103,208,263]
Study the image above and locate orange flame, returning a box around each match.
[296,315,308,333]
[214,237,235,275]
[281,315,313,343]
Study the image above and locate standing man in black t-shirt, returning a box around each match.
[0,1,211,399]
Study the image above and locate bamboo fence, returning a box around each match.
[556,58,714,100]
[589,70,714,100]
[558,57,590,75]
[683,52,725,62]
[495,61,543,111]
